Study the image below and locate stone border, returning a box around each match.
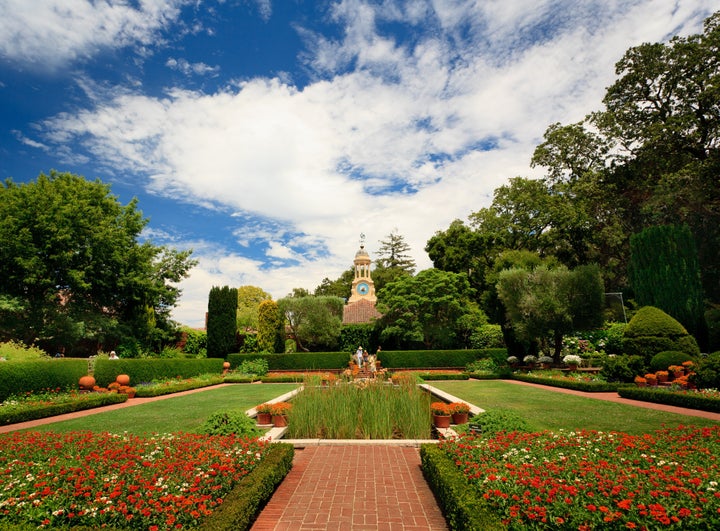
[248,382,485,448]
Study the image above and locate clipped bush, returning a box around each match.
[689,352,720,390]
[238,358,269,376]
[601,354,646,383]
[467,409,533,436]
[0,359,88,402]
[93,358,224,387]
[198,410,263,438]
[623,306,700,362]
[649,350,696,372]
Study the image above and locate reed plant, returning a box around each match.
[287,376,431,439]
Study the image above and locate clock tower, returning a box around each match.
[348,234,377,304]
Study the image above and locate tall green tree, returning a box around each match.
[0,171,196,354]
[378,268,475,349]
[314,268,354,299]
[277,295,344,352]
[629,225,705,339]
[375,229,417,274]
[236,285,271,332]
[257,299,285,353]
[206,285,238,358]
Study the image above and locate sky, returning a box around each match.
[0,0,716,328]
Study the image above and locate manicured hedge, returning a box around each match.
[229,349,506,371]
[420,444,503,530]
[0,392,128,425]
[134,375,225,397]
[618,386,720,413]
[197,443,294,531]
[0,359,89,402]
[510,373,621,392]
[93,358,225,387]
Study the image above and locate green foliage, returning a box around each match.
[618,386,720,413]
[0,359,88,401]
[378,268,476,349]
[465,358,499,374]
[0,340,48,361]
[649,351,695,372]
[256,300,284,354]
[196,443,294,531]
[339,324,376,353]
[238,358,269,376]
[705,307,720,352]
[197,409,263,438]
[207,285,239,358]
[470,324,505,349]
[601,355,646,383]
[0,391,127,425]
[236,285,271,332]
[419,444,504,531]
[623,306,700,362]
[468,409,533,436]
[133,374,224,397]
[179,327,207,357]
[93,358,224,387]
[0,171,196,355]
[629,225,705,336]
[603,322,626,354]
[690,352,720,390]
[277,295,344,352]
[512,373,620,392]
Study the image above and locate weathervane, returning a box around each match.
[359,233,366,248]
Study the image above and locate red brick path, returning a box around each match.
[251,445,448,531]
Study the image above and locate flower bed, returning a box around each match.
[435,425,720,529]
[618,386,720,413]
[135,374,224,397]
[0,431,273,529]
[511,370,620,392]
[0,388,128,426]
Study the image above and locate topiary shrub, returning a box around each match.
[601,354,646,383]
[649,351,695,372]
[198,410,263,438]
[623,306,700,363]
[689,352,720,390]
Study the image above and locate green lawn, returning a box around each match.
[431,380,720,435]
[26,383,298,435]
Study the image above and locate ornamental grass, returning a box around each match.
[438,425,720,529]
[287,376,430,439]
[0,431,270,530]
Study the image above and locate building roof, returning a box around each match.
[342,299,383,325]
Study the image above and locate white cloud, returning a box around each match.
[0,0,189,69]
[166,57,220,76]
[26,0,717,327]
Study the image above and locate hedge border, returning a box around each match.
[510,373,621,392]
[197,442,294,530]
[618,386,720,412]
[420,444,503,530]
[0,392,128,426]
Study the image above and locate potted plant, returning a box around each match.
[668,365,684,379]
[449,402,470,425]
[644,373,658,386]
[256,403,273,425]
[523,355,537,368]
[431,402,452,428]
[655,370,669,383]
[538,356,554,369]
[270,402,292,427]
[507,356,519,367]
[634,375,647,387]
[563,354,582,371]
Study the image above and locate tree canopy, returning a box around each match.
[0,171,196,355]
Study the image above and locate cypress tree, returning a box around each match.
[257,299,285,353]
[207,285,238,358]
[629,225,704,338]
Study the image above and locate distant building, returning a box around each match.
[342,236,382,325]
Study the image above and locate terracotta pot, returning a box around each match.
[272,415,288,427]
[79,375,96,390]
[433,414,451,429]
[257,412,272,425]
[452,412,469,425]
[656,373,669,383]
[223,361,231,370]
[123,387,136,398]
[116,374,130,386]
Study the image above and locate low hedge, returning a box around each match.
[0,359,89,402]
[0,392,128,426]
[618,387,720,413]
[229,349,506,371]
[197,442,294,531]
[420,444,503,530]
[510,373,621,392]
[93,358,225,387]
[134,375,225,397]
[409,372,469,381]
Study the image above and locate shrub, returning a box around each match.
[706,307,720,352]
[600,355,646,383]
[238,358,269,376]
[198,410,263,438]
[622,306,700,362]
[0,340,48,361]
[689,352,720,390]
[0,359,88,402]
[603,322,626,354]
[468,409,533,436]
[470,324,505,349]
[465,358,498,374]
[649,350,696,372]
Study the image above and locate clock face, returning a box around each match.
[356,282,370,295]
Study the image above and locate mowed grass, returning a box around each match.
[431,380,720,435]
[25,383,298,435]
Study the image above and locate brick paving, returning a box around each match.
[250,445,448,531]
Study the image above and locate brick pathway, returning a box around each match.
[250,445,448,531]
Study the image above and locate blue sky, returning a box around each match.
[0,0,715,328]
